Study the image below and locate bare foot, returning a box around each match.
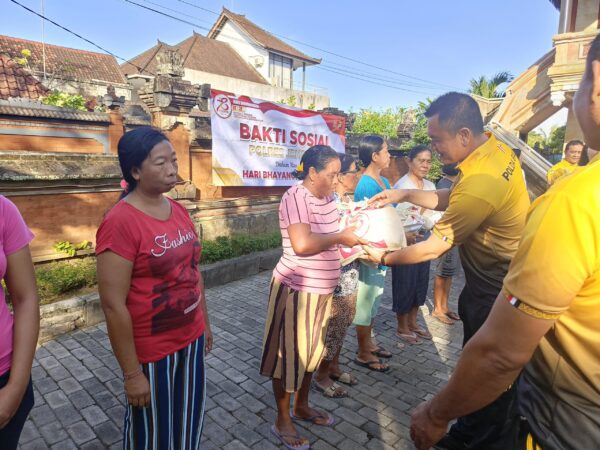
[356,351,389,371]
[274,419,308,448]
[293,405,334,426]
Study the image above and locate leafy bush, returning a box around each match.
[36,258,96,304]
[201,232,281,265]
[53,240,92,257]
[41,90,87,111]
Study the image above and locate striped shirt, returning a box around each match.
[274,184,341,294]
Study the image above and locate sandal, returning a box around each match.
[411,327,432,340]
[291,409,335,427]
[313,381,347,398]
[371,346,392,358]
[353,358,390,372]
[330,372,358,386]
[396,331,421,345]
[270,425,310,450]
[432,311,454,325]
[446,311,461,321]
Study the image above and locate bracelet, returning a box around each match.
[123,367,143,381]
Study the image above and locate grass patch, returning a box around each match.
[36,257,97,305]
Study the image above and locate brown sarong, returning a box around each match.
[260,277,333,393]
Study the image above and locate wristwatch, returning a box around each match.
[380,250,393,266]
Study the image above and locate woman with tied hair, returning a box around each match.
[96,126,212,449]
[392,145,435,344]
[352,135,392,372]
[0,197,38,450]
[314,154,362,398]
[260,146,364,450]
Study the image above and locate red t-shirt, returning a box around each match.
[96,198,204,363]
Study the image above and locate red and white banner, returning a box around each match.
[210,89,346,186]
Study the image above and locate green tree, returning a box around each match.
[352,106,410,137]
[547,125,566,154]
[527,129,547,149]
[468,71,513,98]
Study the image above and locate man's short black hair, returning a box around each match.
[565,139,584,151]
[424,92,485,135]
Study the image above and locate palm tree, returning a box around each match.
[468,71,514,98]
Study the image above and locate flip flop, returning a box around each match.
[411,327,432,340]
[431,312,454,325]
[291,409,335,427]
[446,311,461,321]
[330,372,358,386]
[396,331,421,345]
[270,425,310,450]
[313,381,348,398]
[354,358,390,372]
[371,346,392,359]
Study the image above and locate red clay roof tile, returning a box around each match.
[0,54,49,100]
[0,35,127,85]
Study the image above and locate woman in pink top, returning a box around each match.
[0,196,39,450]
[260,146,364,450]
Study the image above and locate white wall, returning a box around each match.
[184,68,329,110]
[213,21,270,82]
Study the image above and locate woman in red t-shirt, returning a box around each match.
[96,127,212,449]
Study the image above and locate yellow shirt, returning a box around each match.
[433,133,530,298]
[546,158,577,185]
[502,154,600,448]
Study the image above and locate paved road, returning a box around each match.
[20,268,465,449]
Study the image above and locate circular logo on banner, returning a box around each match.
[213,94,232,119]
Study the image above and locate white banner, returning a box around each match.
[210,89,346,186]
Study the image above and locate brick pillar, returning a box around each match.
[101,86,126,154]
[107,108,124,154]
[167,123,191,181]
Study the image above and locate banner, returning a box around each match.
[210,89,346,186]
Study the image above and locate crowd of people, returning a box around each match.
[2,34,600,450]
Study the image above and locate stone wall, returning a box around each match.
[185,196,280,241]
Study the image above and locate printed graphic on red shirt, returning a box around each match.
[150,238,201,335]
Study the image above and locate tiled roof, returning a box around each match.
[208,8,321,65]
[0,35,127,85]
[0,99,111,122]
[121,33,268,84]
[0,54,49,100]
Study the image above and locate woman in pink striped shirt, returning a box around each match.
[260,146,364,450]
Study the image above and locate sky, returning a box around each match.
[2,0,560,113]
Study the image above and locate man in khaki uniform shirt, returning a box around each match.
[408,32,600,450]
[367,92,529,449]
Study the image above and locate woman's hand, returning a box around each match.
[204,326,213,354]
[406,232,418,246]
[368,189,407,207]
[0,383,25,429]
[361,245,386,264]
[337,226,367,248]
[124,373,150,408]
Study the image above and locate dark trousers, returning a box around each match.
[0,371,34,450]
[446,285,518,450]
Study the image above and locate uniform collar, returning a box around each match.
[456,132,497,175]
